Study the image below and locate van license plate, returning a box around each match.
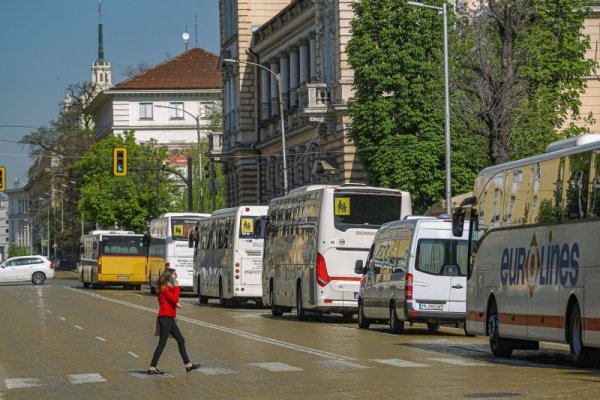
[354,292,359,300]
[419,303,443,310]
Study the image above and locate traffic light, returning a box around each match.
[0,167,5,192]
[204,162,213,179]
[113,148,127,176]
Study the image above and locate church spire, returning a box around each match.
[92,0,112,96]
[98,0,104,61]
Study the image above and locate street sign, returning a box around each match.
[41,239,48,246]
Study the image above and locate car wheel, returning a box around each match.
[32,272,46,285]
[427,321,440,333]
[270,281,283,317]
[488,301,513,358]
[296,283,309,321]
[389,305,404,334]
[358,301,371,329]
[570,304,593,367]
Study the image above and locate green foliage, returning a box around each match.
[347,0,485,212]
[8,245,28,258]
[72,131,179,232]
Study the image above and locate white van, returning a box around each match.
[356,216,470,333]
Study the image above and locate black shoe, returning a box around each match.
[186,363,201,372]
[147,368,164,375]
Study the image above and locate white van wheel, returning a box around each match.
[427,322,440,333]
[389,306,404,334]
[358,301,370,329]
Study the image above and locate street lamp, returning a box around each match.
[222,58,288,195]
[38,197,49,257]
[155,104,205,212]
[407,1,452,214]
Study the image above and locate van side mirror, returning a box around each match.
[354,259,365,275]
[452,208,466,237]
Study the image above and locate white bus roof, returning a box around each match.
[211,205,269,217]
[86,230,138,235]
[156,212,211,219]
[287,183,408,196]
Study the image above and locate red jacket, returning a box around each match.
[157,285,181,318]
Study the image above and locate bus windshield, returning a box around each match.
[333,193,402,231]
[415,239,469,276]
[101,236,145,255]
[239,216,264,239]
[171,218,201,241]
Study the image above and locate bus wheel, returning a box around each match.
[389,305,404,334]
[296,283,308,321]
[149,275,156,295]
[135,284,142,290]
[218,280,228,307]
[570,304,593,367]
[427,322,440,333]
[82,274,89,289]
[358,301,370,329]
[488,302,513,358]
[198,278,208,305]
[270,282,283,317]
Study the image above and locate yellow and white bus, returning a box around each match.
[453,133,600,366]
[80,230,146,290]
[192,206,268,306]
[263,184,412,319]
[146,212,209,293]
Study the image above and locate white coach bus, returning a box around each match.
[452,134,600,366]
[263,183,412,319]
[192,206,269,306]
[146,212,209,293]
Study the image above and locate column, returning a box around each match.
[309,36,317,82]
[299,41,309,85]
[289,47,299,109]
[270,60,280,117]
[260,67,271,121]
[279,54,289,110]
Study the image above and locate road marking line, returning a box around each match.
[74,325,84,330]
[251,362,303,372]
[95,336,107,342]
[314,360,369,370]
[371,358,429,368]
[65,287,354,361]
[59,317,66,321]
[128,352,139,358]
[67,373,106,384]
[197,367,238,375]
[429,357,489,366]
[28,300,33,304]
[46,310,53,314]
[132,294,144,298]
[4,378,42,389]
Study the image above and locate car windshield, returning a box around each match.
[333,193,402,231]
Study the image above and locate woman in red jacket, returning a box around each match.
[148,268,200,375]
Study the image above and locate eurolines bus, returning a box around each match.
[80,230,146,290]
[452,134,600,366]
[146,212,209,293]
[263,184,412,319]
[192,206,268,306]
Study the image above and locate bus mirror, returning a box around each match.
[452,208,466,237]
[143,233,151,247]
[354,259,365,275]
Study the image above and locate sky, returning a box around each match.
[0,0,220,190]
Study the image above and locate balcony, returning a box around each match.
[298,83,330,117]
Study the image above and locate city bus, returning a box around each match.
[192,206,268,306]
[263,183,412,319]
[452,133,600,366]
[146,212,209,293]
[80,230,146,289]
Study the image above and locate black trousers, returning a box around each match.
[150,316,190,367]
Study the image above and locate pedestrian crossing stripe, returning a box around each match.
[4,378,42,389]
[372,358,429,368]
[314,360,368,370]
[428,357,489,366]
[67,373,107,384]
[251,362,303,372]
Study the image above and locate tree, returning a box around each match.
[453,0,595,164]
[347,0,486,212]
[72,131,179,232]
[121,61,153,78]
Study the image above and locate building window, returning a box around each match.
[169,102,184,119]
[139,102,153,119]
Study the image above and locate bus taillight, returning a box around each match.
[50,261,54,270]
[316,253,330,287]
[405,273,413,300]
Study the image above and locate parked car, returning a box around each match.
[356,216,470,334]
[0,256,55,285]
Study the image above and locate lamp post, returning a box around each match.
[38,197,49,257]
[156,104,205,212]
[407,1,451,214]
[222,58,288,195]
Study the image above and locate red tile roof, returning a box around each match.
[112,48,221,90]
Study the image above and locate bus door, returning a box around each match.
[238,215,263,287]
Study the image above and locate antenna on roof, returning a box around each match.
[182,25,190,52]
[195,15,198,47]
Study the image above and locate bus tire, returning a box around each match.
[197,278,208,305]
[270,281,283,317]
[488,302,513,358]
[570,304,593,367]
[296,282,308,321]
[389,305,404,334]
[218,279,228,307]
[358,301,370,329]
[149,274,156,295]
